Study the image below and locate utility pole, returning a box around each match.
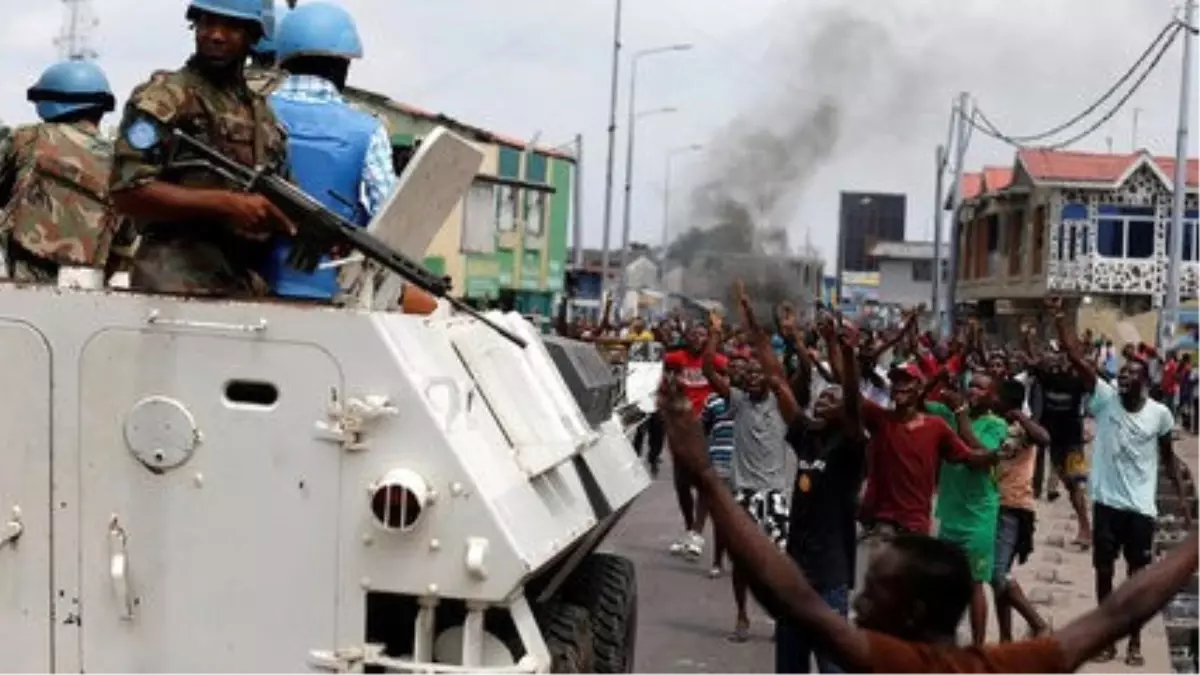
[1160,0,1197,348]
[1132,107,1142,151]
[931,144,946,331]
[571,133,584,268]
[598,0,624,298]
[56,0,98,61]
[945,91,972,332]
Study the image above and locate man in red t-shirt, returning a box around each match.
[663,322,728,557]
[856,362,1004,590]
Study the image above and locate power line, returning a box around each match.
[975,19,1181,144]
[970,21,1183,151]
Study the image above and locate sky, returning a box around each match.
[1,0,1197,268]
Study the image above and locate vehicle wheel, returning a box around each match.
[538,600,594,673]
[561,552,638,673]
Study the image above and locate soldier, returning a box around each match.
[267,1,435,312]
[245,0,286,96]
[108,0,295,297]
[0,61,118,283]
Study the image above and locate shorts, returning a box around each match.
[734,488,789,549]
[992,507,1035,587]
[938,523,996,583]
[1049,444,1088,488]
[1093,502,1155,569]
[854,521,910,595]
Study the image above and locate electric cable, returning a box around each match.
[973,19,1182,143]
[968,20,1182,150]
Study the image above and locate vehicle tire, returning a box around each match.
[538,600,594,673]
[561,552,638,673]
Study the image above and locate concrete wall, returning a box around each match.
[877,259,946,308]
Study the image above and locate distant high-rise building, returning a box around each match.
[837,192,906,273]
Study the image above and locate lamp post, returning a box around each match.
[609,43,691,314]
[1159,0,1196,348]
[614,105,677,318]
[660,143,704,283]
[598,0,625,299]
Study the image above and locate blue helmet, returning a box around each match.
[26,60,116,122]
[250,0,279,56]
[186,0,266,33]
[275,2,363,64]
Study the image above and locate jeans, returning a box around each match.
[775,585,849,673]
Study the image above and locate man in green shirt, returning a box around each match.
[926,372,1009,646]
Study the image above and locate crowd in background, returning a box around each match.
[559,289,1199,673]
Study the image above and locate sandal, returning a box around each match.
[729,620,750,643]
[1125,648,1145,667]
[1092,646,1117,663]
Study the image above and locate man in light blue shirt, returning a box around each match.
[1051,295,1191,666]
[266,1,434,313]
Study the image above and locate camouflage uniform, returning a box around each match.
[245,65,287,97]
[0,120,116,283]
[109,56,288,297]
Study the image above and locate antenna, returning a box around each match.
[55,0,99,61]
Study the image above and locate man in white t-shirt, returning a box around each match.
[1050,296,1192,667]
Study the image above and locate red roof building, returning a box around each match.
[951,148,1198,324]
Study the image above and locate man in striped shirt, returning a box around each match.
[700,357,741,577]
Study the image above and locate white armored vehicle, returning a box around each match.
[0,127,650,673]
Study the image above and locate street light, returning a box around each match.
[608,42,692,311]
[660,143,704,282]
[614,106,678,316]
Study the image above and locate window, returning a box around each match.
[912,260,933,282]
[1164,219,1199,261]
[495,185,517,232]
[939,258,949,282]
[1096,205,1156,259]
[524,192,545,236]
[461,183,497,254]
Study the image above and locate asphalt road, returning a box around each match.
[601,460,780,674]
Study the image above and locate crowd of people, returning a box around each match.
[583,287,1197,673]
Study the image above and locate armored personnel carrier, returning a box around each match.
[0,127,649,673]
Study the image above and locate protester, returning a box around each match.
[776,322,867,673]
[1049,296,1193,666]
[659,360,1199,673]
[992,378,1052,641]
[924,375,1009,645]
[701,286,795,643]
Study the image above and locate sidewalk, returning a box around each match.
[993,434,1198,673]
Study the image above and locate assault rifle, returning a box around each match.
[163,129,527,349]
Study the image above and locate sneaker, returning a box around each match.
[668,533,689,556]
[684,531,705,559]
[708,565,723,579]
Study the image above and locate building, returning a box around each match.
[869,240,950,321]
[345,87,577,317]
[952,149,1199,341]
[665,251,824,320]
[838,192,907,274]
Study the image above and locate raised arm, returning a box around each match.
[1047,296,1098,393]
[701,311,732,400]
[866,305,920,361]
[837,323,866,442]
[658,377,872,672]
[737,283,800,423]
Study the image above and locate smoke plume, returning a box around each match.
[671,4,918,265]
